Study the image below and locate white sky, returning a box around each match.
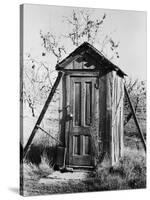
[23,4,147,80]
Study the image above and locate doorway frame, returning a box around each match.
[63,71,100,168]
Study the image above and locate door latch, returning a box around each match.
[94,78,99,89]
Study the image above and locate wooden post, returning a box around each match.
[22,71,63,160]
[124,85,146,152]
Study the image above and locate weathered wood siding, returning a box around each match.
[98,74,107,160]
[58,55,124,167]
[105,71,113,165]
[111,71,124,165]
[105,71,124,166]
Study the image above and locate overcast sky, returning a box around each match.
[23,4,147,80]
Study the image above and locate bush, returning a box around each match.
[94,147,146,190]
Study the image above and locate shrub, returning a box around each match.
[95,147,146,190]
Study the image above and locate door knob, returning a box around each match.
[69,113,73,118]
[66,113,73,121]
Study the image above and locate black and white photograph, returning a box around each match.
[20,4,146,196]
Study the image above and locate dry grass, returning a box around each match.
[21,145,146,196]
[20,153,54,196]
[93,147,146,190]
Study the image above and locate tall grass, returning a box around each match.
[93,147,146,190]
[25,143,57,166]
[20,152,54,196]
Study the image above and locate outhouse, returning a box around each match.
[56,42,126,169]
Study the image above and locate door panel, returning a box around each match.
[83,135,91,155]
[68,76,99,166]
[74,82,81,126]
[85,82,92,126]
[73,135,80,155]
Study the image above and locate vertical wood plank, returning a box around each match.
[118,77,121,158]
[98,75,106,156]
[74,82,81,126]
[81,81,85,127]
[116,76,119,162]
[80,135,83,156]
[106,71,114,164]
[85,82,92,126]
[58,78,64,145]
[65,74,71,165]
[120,79,124,156]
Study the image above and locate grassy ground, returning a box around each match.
[21,102,146,196]
[20,142,146,196]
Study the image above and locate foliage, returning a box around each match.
[124,77,146,126]
[40,9,120,60]
[22,53,59,116]
[64,10,106,46]
[40,31,66,63]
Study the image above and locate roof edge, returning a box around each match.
[55,42,127,77]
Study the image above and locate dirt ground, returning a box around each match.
[21,168,98,196]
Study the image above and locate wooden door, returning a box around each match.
[68,76,99,167]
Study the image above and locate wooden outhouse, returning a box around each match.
[56,42,126,169]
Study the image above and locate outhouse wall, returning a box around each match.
[57,69,124,167]
[105,71,124,166]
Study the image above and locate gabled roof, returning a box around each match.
[56,42,126,77]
